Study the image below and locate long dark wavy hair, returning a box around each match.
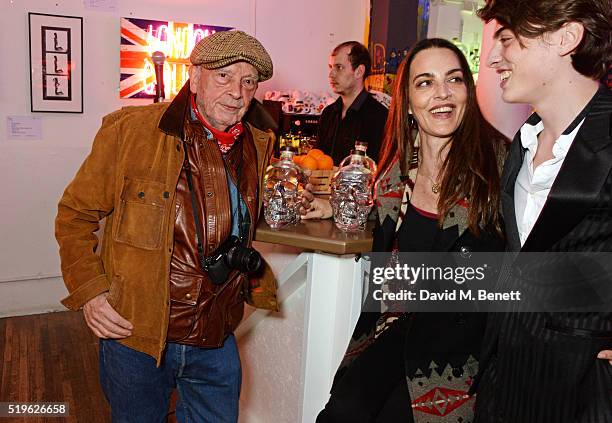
[377,38,508,237]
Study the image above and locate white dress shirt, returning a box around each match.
[514,118,585,246]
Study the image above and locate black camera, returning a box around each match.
[203,236,263,285]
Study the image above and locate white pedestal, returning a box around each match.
[237,243,366,423]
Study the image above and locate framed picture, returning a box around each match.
[28,13,83,113]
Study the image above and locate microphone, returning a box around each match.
[151,51,166,103]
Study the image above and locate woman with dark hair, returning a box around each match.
[316,38,508,423]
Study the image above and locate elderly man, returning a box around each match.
[55,30,312,422]
[317,41,388,164]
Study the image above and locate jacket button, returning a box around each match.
[138,191,145,198]
[202,336,207,342]
[163,191,170,198]
[207,192,213,197]
[185,293,192,300]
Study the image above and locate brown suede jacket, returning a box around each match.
[55,85,277,363]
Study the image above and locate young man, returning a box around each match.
[317,41,388,164]
[475,1,612,421]
[56,30,313,422]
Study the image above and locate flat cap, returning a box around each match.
[190,30,273,81]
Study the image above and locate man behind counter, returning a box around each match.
[317,41,388,165]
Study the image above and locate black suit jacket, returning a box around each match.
[475,86,612,423]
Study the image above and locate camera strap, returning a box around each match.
[182,138,246,272]
[182,141,207,270]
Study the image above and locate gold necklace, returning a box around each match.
[418,171,441,194]
[416,148,441,194]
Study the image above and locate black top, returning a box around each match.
[396,204,453,252]
[317,89,388,165]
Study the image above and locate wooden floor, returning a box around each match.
[0,311,110,423]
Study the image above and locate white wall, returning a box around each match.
[255,0,370,93]
[0,0,367,316]
[427,2,462,40]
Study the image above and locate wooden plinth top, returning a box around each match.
[255,218,374,255]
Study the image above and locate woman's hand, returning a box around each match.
[301,197,333,219]
[298,183,316,215]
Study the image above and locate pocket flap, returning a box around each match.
[169,273,202,306]
[120,177,168,206]
[546,321,612,340]
[114,177,169,250]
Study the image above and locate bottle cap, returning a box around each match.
[355,141,368,151]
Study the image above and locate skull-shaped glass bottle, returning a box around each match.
[330,149,374,231]
[263,147,307,230]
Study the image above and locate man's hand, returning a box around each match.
[299,182,316,215]
[83,292,133,339]
[597,350,612,365]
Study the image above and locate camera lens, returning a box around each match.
[243,250,263,273]
[227,246,263,274]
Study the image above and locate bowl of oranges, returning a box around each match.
[293,149,337,194]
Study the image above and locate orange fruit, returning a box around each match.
[301,156,319,170]
[308,149,326,159]
[293,155,305,165]
[316,155,334,170]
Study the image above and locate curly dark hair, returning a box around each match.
[478,0,612,80]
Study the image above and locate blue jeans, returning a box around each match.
[99,336,241,423]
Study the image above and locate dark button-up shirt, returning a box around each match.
[317,89,388,165]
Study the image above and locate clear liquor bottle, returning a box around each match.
[338,140,377,174]
[263,147,308,230]
[330,149,374,232]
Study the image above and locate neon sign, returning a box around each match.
[120,18,232,99]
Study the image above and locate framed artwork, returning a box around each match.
[28,13,83,113]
